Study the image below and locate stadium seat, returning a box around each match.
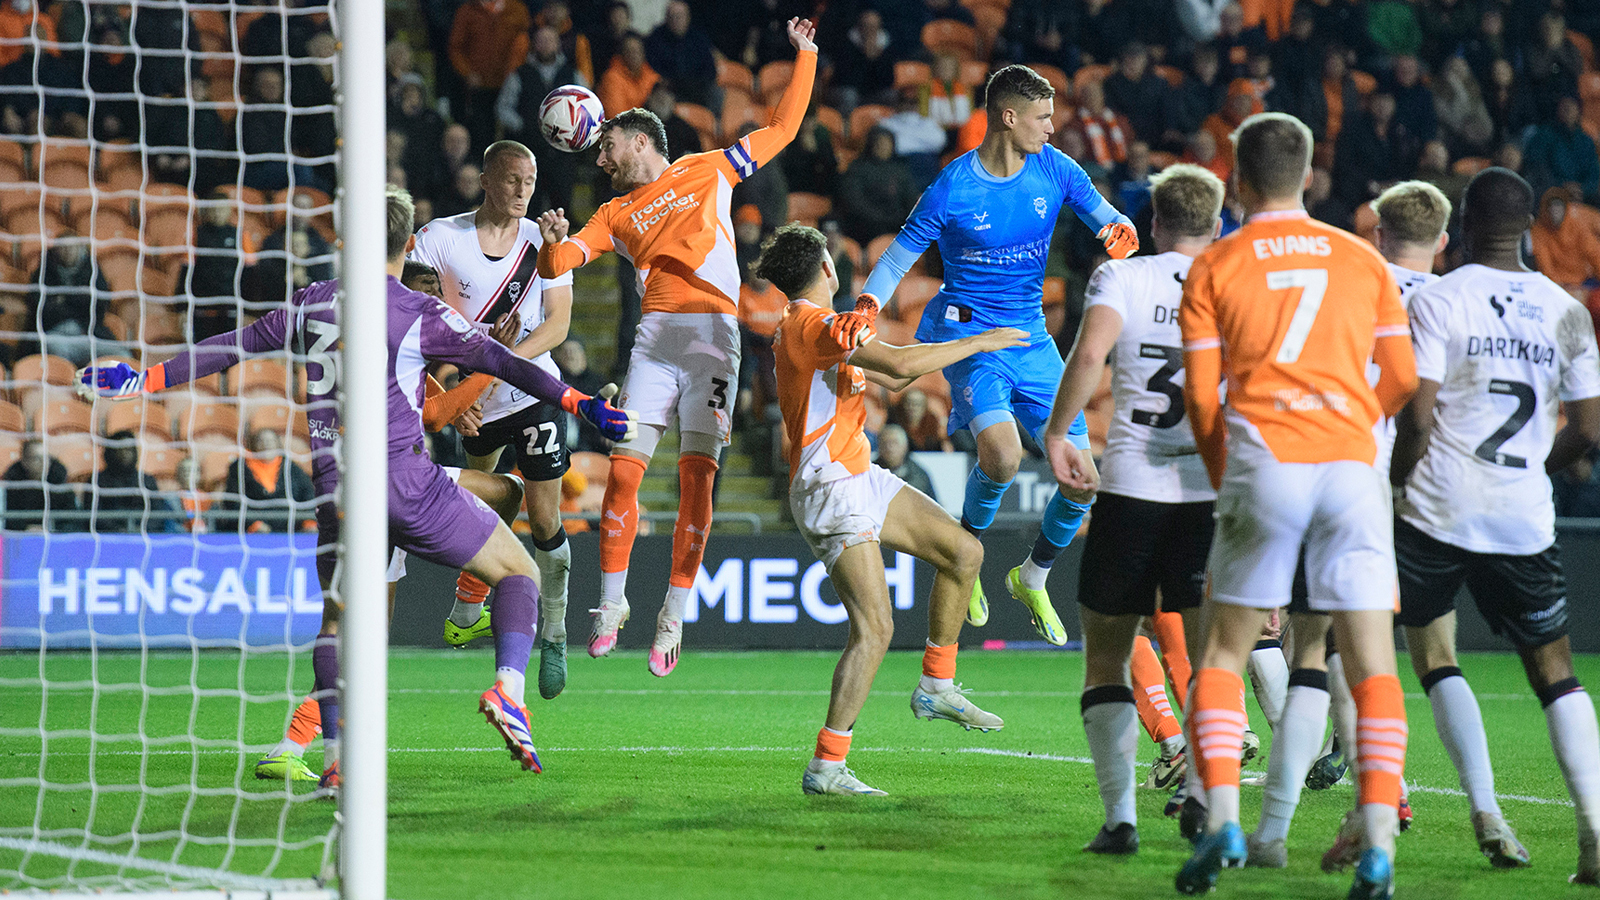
[0,156,23,187]
[970,5,1006,58]
[1042,275,1066,311]
[281,186,336,244]
[0,140,26,177]
[1153,64,1186,87]
[0,397,23,433]
[36,394,93,435]
[1350,70,1377,95]
[139,261,180,297]
[837,235,863,270]
[1569,30,1593,71]
[720,90,767,144]
[5,204,65,243]
[757,60,794,106]
[1072,64,1112,98]
[139,306,185,348]
[14,353,78,388]
[1583,72,1600,102]
[104,398,171,440]
[181,400,242,443]
[137,437,183,485]
[0,431,20,470]
[570,450,611,487]
[97,247,141,295]
[959,59,990,87]
[848,104,894,147]
[894,61,932,91]
[198,448,233,490]
[34,139,91,179]
[246,401,297,440]
[17,386,73,430]
[921,20,979,61]
[787,192,832,227]
[82,206,140,250]
[716,58,754,95]
[42,160,95,218]
[864,233,896,269]
[99,312,130,343]
[891,275,941,323]
[674,102,719,151]
[1031,63,1071,99]
[50,431,97,481]
[874,317,917,348]
[0,184,45,224]
[235,357,292,397]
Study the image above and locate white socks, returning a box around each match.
[496,668,526,705]
[1426,671,1501,817]
[270,737,306,757]
[1257,680,1330,843]
[1019,557,1050,591]
[1361,802,1399,857]
[535,541,571,642]
[919,674,954,694]
[1206,785,1241,833]
[1082,694,1139,828]
[1247,643,1290,731]
[663,585,690,622]
[601,569,628,604]
[1545,688,1600,843]
[448,599,483,628]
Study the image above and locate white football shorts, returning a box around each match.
[616,312,741,453]
[791,465,908,571]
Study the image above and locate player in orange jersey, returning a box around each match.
[1173,112,1417,898]
[756,224,1025,795]
[535,17,818,678]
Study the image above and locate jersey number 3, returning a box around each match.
[1268,269,1328,364]
[1132,344,1184,429]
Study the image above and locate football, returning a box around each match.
[539,85,605,153]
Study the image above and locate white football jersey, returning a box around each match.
[1085,251,1214,503]
[1371,262,1439,476]
[1399,264,1600,555]
[410,211,573,423]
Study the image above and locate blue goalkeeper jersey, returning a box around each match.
[885,145,1118,342]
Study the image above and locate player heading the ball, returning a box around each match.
[759,223,1023,796]
[535,17,818,678]
[855,63,1138,646]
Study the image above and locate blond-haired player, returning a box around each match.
[1044,164,1225,853]
[757,223,1023,796]
[1174,113,1417,898]
[536,18,817,677]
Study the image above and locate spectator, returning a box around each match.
[1365,0,1423,59]
[1524,96,1600,203]
[820,219,857,311]
[182,197,247,340]
[1388,55,1437,150]
[1415,140,1470,208]
[879,91,948,191]
[2,438,78,531]
[1461,8,1515,90]
[924,54,973,132]
[551,339,612,453]
[392,77,448,199]
[537,1,594,86]
[386,37,417,107]
[1422,0,1479,70]
[1182,127,1231,182]
[1162,44,1225,144]
[90,431,178,533]
[175,455,211,533]
[1268,8,1329,129]
[1240,0,1295,42]
[1484,58,1536,148]
[875,424,935,497]
[588,2,636,76]
[597,33,660,118]
[1432,55,1494,157]
[889,388,950,452]
[217,429,315,534]
[718,0,810,70]
[1103,41,1171,146]
[734,204,765,279]
[1310,45,1363,144]
[1530,186,1600,290]
[1526,12,1583,120]
[83,13,133,141]
[730,122,790,230]
[1002,0,1081,74]
[251,195,335,305]
[497,25,583,214]
[1115,141,1155,219]
[1199,90,1257,177]
[448,0,531,155]
[436,162,486,218]
[414,197,437,229]
[240,67,294,191]
[837,127,918,244]
[1213,2,1259,82]
[291,31,338,190]
[19,236,113,367]
[1057,126,1109,182]
[1304,0,1371,73]
[1078,0,1144,66]
[143,77,235,195]
[833,10,899,113]
[1067,80,1132,170]
[645,1,718,109]
[781,108,840,198]
[427,124,474,208]
[1491,140,1524,175]
[1553,447,1600,518]
[644,82,702,163]
[1306,167,1347,226]
[1332,92,1412,213]
[737,259,785,415]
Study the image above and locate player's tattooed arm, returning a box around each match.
[1546,396,1600,475]
[852,328,1029,389]
[1389,378,1442,487]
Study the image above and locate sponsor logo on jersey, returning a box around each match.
[972,210,991,232]
[1033,197,1047,217]
[435,302,476,339]
[627,187,703,235]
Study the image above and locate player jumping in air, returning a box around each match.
[81,188,635,784]
[1043,163,1225,853]
[411,140,580,700]
[536,17,818,677]
[1174,113,1417,899]
[1389,167,1600,885]
[759,224,1021,796]
[852,64,1138,645]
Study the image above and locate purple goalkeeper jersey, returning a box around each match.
[155,275,576,498]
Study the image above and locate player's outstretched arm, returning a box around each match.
[536,207,614,279]
[1548,396,1600,474]
[78,310,290,400]
[1055,150,1138,259]
[1043,305,1123,492]
[852,328,1029,390]
[1390,378,1442,487]
[733,20,818,170]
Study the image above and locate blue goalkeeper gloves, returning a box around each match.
[76,362,149,400]
[561,382,637,443]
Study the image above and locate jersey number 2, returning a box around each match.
[1132,344,1184,429]
[1268,269,1329,364]
[1474,379,1534,469]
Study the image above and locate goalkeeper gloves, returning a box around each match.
[561,383,638,443]
[76,362,154,400]
[1097,222,1138,260]
[828,293,880,350]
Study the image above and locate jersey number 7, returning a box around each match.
[1268,269,1329,365]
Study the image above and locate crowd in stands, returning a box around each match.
[6,0,1600,525]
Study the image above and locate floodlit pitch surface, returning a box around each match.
[3,648,1597,899]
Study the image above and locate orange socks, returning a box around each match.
[1351,673,1408,809]
[599,454,648,575]
[1132,636,1182,744]
[814,726,851,762]
[669,454,718,589]
[455,572,489,607]
[287,695,321,746]
[1151,611,1191,712]
[1189,667,1247,791]
[922,642,957,680]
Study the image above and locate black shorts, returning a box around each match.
[459,402,570,483]
[1394,517,1569,649]
[1078,492,1213,617]
[1285,548,1314,615]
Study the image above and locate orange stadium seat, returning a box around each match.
[1072,64,1112,98]
[235,357,292,397]
[1569,30,1593,72]
[137,437,183,485]
[1031,63,1071,99]
[786,192,832,227]
[181,400,242,443]
[104,398,171,440]
[1153,64,1186,87]
[921,20,979,61]
[716,58,754,95]
[837,235,863,270]
[97,247,141,295]
[0,183,43,223]
[0,398,23,433]
[99,312,129,343]
[757,60,794,106]
[199,448,233,490]
[720,90,766,143]
[849,104,894,147]
[0,432,20,470]
[14,354,78,388]
[35,394,93,435]
[570,450,611,487]
[970,5,1006,58]
[1453,156,1491,176]
[674,103,719,151]
[1350,70,1377,95]
[960,59,990,87]
[894,60,933,91]
[246,401,297,440]
[891,275,941,323]
[0,140,26,176]
[864,233,895,269]
[139,260,180,297]
[0,156,23,187]
[51,431,97,481]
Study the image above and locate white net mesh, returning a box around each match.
[0,1,341,893]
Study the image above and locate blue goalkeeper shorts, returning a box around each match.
[945,336,1089,450]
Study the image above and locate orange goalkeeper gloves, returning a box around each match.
[828,293,880,350]
[1097,222,1138,259]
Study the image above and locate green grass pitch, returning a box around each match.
[2,647,1597,899]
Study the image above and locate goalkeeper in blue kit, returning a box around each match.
[841,65,1138,643]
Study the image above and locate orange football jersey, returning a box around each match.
[774,299,871,488]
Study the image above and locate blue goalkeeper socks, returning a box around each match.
[1031,491,1094,566]
[960,465,1013,537]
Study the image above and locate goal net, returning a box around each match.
[0,1,371,894]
